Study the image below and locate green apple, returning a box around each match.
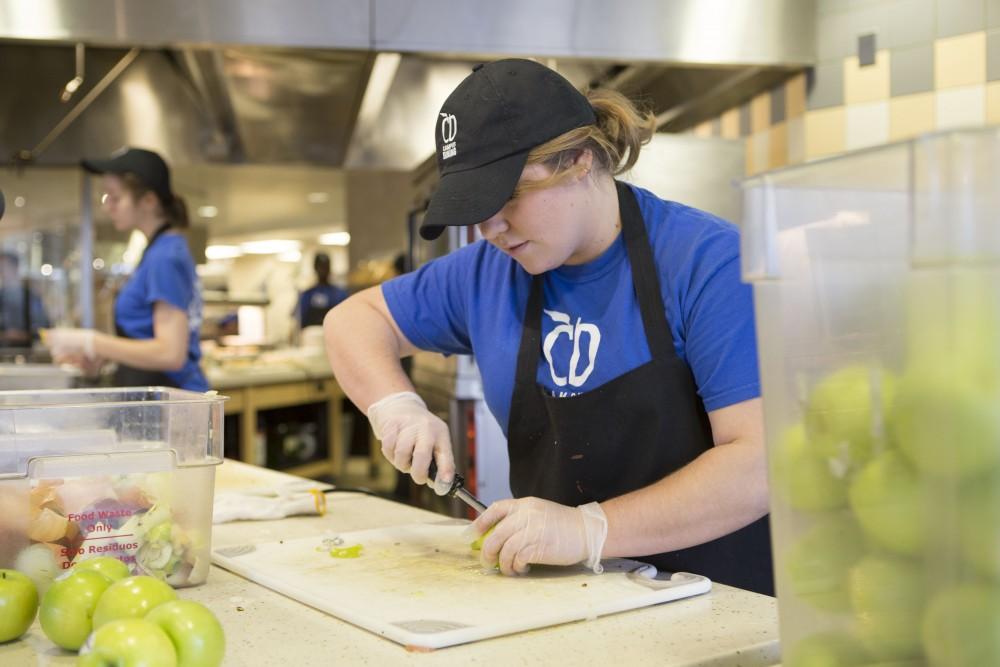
[39,569,113,650]
[0,568,38,643]
[889,366,1000,479]
[92,575,178,629]
[784,513,867,611]
[146,600,225,667]
[784,631,868,667]
[922,584,1000,667]
[959,474,1000,580]
[805,364,896,474]
[470,526,496,551]
[849,555,926,660]
[74,556,132,582]
[848,450,925,556]
[770,423,848,511]
[78,617,177,667]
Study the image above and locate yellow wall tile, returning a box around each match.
[988,82,1000,125]
[744,136,756,175]
[844,50,890,105]
[721,107,740,139]
[751,91,771,133]
[768,122,788,170]
[889,92,936,141]
[786,73,807,118]
[935,32,987,89]
[693,120,713,137]
[805,107,846,160]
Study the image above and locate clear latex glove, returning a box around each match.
[41,328,96,360]
[470,497,608,576]
[366,391,455,495]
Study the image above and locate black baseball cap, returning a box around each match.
[420,59,596,241]
[81,147,173,205]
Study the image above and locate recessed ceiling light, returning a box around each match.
[205,245,243,260]
[13,196,25,207]
[306,192,329,204]
[278,250,303,263]
[198,205,219,218]
[319,232,351,246]
[240,240,301,255]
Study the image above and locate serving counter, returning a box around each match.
[3,460,780,666]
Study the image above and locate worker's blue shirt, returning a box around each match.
[115,233,207,391]
[382,183,760,434]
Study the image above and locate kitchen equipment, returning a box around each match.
[0,363,80,390]
[0,386,226,588]
[212,521,711,649]
[743,128,1000,665]
[429,461,486,513]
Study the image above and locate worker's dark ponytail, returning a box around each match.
[121,173,189,228]
[164,194,189,229]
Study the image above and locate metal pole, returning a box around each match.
[79,172,94,328]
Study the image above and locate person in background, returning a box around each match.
[41,147,208,391]
[324,59,772,594]
[295,252,348,330]
[0,252,50,347]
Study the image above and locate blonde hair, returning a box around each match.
[512,88,656,197]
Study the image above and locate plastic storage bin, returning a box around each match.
[0,386,226,590]
[742,128,1000,667]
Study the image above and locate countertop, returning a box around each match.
[2,460,780,666]
[205,349,334,390]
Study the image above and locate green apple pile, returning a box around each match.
[0,556,224,666]
[776,280,1000,667]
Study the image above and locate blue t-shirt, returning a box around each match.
[115,233,207,391]
[296,284,348,327]
[382,183,760,435]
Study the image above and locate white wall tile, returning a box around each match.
[936,85,987,129]
[846,101,890,150]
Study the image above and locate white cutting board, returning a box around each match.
[212,521,711,649]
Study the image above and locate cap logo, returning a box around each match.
[440,113,457,160]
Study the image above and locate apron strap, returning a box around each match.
[615,180,676,362]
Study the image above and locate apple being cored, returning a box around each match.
[805,364,896,474]
[784,513,867,611]
[39,569,112,650]
[849,555,926,660]
[74,556,132,582]
[0,568,38,643]
[146,600,225,667]
[770,423,848,512]
[92,575,177,629]
[78,617,177,667]
[889,366,1000,480]
[922,584,1000,667]
[848,450,925,556]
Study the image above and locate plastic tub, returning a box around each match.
[0,386,226,590]
[742,128,1000,666]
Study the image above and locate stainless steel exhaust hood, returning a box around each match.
[0,0,814,171]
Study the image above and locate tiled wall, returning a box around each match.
[692,0,1000,174]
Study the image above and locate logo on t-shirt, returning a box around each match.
[543,309,601,388]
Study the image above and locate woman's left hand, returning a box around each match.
[470,497,608,576]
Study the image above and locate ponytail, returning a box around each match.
[514,88,656,197]
[164,194,189,229]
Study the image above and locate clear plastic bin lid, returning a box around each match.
[0,386,227,477]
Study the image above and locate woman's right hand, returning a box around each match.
[366,391,455,494]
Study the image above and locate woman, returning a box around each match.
[324,60,773,594]
[43,147,208,391]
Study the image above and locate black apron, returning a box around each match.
[506,181,774,595]
[113,223,179,388]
